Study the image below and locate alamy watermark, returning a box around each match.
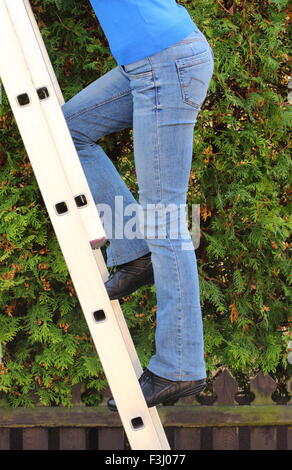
[96,196,201,250]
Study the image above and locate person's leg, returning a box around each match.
[120,30,214,381]
[61,67,150,267]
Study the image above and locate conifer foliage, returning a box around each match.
[0,0,291,407]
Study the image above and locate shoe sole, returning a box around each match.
[161,382,206,406]
[107,382,206,412]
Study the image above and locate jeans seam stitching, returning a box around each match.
[148,56,162,202]
[168,237,183,380]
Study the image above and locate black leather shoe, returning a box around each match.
[105,252,154,300]
[107,368,206,412]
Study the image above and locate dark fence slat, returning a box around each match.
[213,427,238,450]
[87,427,99,450]
[200,427,213,450]
[59,428,86,450]
[250,372,276,405]
[276,426,287,450]
[250,426,277,450]
[173,427,200,450]
[10,428,22,450]
[98,427,124,450]
[48,428,59,450]
[213,369,238,405]
[0,429,10,450]
[238,426,250,450]
[22,428,48,450]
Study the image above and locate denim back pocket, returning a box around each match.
[175,49,214,109]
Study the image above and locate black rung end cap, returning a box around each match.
[17,93,30,106]
[55,201,68,214]
[37,87,50,100]
[131,417,144,430]
[75,194,87,207]
[93,310,106,322]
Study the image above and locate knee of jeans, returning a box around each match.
[137,201,189,240]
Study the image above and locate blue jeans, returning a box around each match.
[62,29,214,381]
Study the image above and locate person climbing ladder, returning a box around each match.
[61,0,214,411]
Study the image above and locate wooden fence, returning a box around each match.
[0,369,291,450]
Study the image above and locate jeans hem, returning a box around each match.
[106,247,150,267]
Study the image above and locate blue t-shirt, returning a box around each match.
[89,0,198,65]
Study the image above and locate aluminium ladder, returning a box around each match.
[0,0,170,450]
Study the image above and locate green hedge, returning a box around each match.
[0,0,291,407]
